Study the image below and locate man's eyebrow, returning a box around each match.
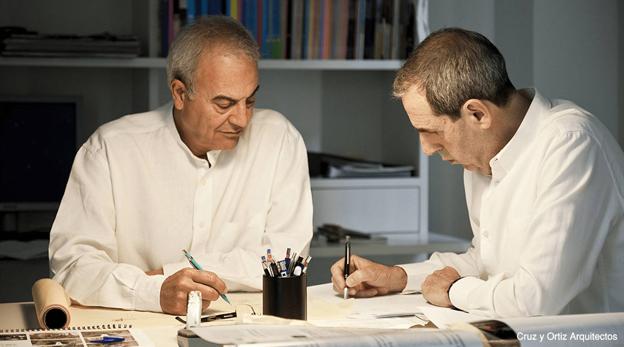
[212,95,237,104]
[212,85,260,104]
[247,85,260,99]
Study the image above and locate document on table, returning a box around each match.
[417,306,487,329]
[307,283,429,329]
[307,283,487,330]
[190,324,484,347]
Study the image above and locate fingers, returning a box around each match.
[192,282,221,302]
[431,266,460,282]
[330,258,346,292]
[345,267,378,288]
[353,287,379,298]
[160,268,225,315]
[191,270,228,294]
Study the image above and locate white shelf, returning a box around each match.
[259,59,403,70]
[0,57,165,68]
[0,57,403,70]
[311,177,423,189]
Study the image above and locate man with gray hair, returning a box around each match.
[50,16,313,315]
[331,28,624,317]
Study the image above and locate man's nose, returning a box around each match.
[420,135,439,156]
[229,102,250,129]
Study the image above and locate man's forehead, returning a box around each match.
[195,51,258,97]
[402,87,440,129]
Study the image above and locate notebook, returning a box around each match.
[0,324,153,346]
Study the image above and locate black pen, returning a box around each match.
[343,235,351,299]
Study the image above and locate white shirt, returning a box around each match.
[49,105,313,312]
[401,89,624,317]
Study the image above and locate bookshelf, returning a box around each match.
[0,0,428,242]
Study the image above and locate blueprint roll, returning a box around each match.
[31,278,71,329]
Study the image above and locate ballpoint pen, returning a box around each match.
[89,335,125,344]
[182,249,232,305]
[343,235,351,299]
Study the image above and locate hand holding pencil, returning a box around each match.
[157,250,229,315]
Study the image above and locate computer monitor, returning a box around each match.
[0,96,79,211]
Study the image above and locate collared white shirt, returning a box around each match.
[49,104,313,312]
[401,89,624,317]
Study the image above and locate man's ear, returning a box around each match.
[461,99,492,130]
[170,79,188,110]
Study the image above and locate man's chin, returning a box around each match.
[214,138,240,151]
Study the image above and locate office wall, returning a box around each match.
[533,0,619,136]
[620,1,624,148]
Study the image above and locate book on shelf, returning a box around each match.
[158,0,428,60]
[307,152,415,179]
[0,31,140,58]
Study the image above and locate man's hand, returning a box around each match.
[146,268,163,276]
[330,255,407,298]
[160,268,227,315]
[421,266,460,308]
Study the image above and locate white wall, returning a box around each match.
[620,1,624,148]
[533,0,619,134]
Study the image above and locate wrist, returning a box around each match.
[446,276,463,294]
[446,276,463,307]
[390,266,408,292]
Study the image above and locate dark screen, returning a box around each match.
[0,101,76,203]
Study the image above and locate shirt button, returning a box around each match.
[482,229,489,238]
[199,222,205,229]
[200,177,208,185]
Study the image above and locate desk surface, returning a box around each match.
[0,287,375,347]
[0,292,260,347]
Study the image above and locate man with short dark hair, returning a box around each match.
[50,16,313,315]
[331,28,624,317]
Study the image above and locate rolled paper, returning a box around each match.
[32,278,71,329]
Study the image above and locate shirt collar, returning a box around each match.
[489,89,551,181]
[166,104,222,168]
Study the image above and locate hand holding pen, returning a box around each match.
[343,236,351,299]
[157,250,229,315]
[331,253,408,298]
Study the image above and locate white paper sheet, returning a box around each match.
[417,306,487,329]
[307,283,428,328]
[190,324,484,347]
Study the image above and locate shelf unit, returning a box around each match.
[0,0,428,241]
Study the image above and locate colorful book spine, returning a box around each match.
[187,0,196,24]
[159,0,419,61]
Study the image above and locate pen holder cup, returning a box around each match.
[262,274,307,320]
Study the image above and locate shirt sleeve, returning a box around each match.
[449,131,618,317]
[162,128,314,291]
[49,143,164,312]
[399,237,482,292]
